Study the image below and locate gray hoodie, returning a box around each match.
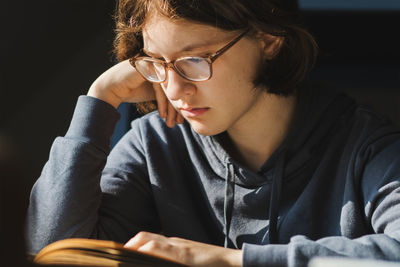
[27,87,400,267]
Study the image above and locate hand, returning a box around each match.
[88,60,184,127]
[124,232,242,267]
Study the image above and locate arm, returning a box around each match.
[242,138,400,267]
[27,60,182,254]
[27,96,119,253]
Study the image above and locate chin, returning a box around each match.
[188,120,225,136]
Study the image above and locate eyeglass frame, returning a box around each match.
[129,29,249,83]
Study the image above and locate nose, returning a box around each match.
[163,68,196,101]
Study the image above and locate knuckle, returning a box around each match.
[135,231,150,240]
[146,240,161,250]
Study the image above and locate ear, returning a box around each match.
[259,33,284,60]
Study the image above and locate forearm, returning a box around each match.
[242,231,400,267]
[26,96,120,254]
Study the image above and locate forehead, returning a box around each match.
[142,13,235,56]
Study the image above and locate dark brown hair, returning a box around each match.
[114,0,318,112]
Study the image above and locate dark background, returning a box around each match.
[0,0,399,262]
[1,0,116,178]
[0,1,116,261]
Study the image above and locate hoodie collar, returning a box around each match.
[192,86,355,187]
[190,85,356,246]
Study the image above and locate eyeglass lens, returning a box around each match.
[175,57,211,81]
[135,57,211,82]
[135,59,166,82]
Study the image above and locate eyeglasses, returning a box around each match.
[129,30,248,83]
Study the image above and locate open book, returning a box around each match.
[33,238,188,266]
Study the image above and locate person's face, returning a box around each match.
[142,13,268,136]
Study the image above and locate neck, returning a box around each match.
[227,92,296,172]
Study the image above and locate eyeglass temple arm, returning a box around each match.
[209,29,249,62]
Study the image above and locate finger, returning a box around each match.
[124,231,166,250]
[176,112,185,124]
[136,241,182,264]
[136,240,172,255]
[166,102,178,128]
[153,83,167,118]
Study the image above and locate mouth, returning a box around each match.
[179,107,209,117]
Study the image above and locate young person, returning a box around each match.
[27,1,400,266]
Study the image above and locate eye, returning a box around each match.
[187,57,203,63]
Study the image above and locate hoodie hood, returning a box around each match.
[191,85,356,246]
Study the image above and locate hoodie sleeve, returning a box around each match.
[27,96,159,254]
[242,137,400,267]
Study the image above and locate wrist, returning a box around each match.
[87,84,121,109]
[223,249,242,267]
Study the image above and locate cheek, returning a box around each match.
[214,52,261,91]
[212,65,256,100]
[196,65,253,106]
[197,44,262,103]
[232,42,263,85]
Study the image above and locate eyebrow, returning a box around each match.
[142,49,163,59]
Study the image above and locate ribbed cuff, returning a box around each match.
[65,96,121,153]
[243,243,288,267]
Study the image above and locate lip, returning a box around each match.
[179,107,209,117]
